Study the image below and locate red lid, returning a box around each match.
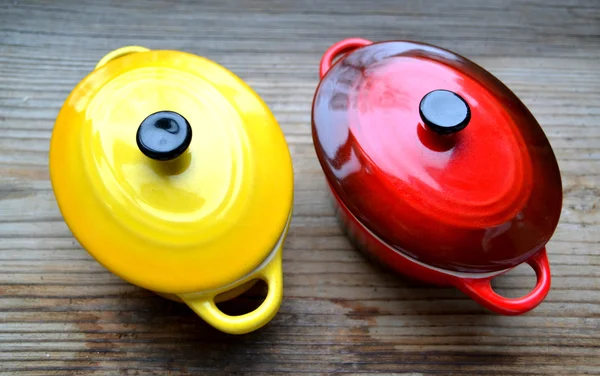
[312,39,563,273]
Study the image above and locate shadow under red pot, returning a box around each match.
[311,38,563,316]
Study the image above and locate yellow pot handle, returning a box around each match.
[180,249,283,335]
[95,45,150,70]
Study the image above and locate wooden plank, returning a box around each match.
[1,0,599,375]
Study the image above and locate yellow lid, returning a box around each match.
[49,47,294,294]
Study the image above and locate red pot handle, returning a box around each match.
[319,38,372,79]
[456,248,551,315]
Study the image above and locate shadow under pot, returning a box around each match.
[49,46,294,334]
[311,38,563,316]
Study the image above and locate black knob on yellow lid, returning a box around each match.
[136,111,192,161]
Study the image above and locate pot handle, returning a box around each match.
[319,38,372,79]
[456,248,551,315]
[95,46,150,70]
[180,249,283,335]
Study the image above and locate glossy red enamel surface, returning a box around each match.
[312,40,563,273]
[330,183,551,316]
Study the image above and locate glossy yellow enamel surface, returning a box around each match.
[49,48,294,295]
[95,46,150,69]
[181,244,284,335]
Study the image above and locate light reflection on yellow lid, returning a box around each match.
[49,49,294,294]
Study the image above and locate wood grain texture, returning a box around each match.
[1,0,599,375]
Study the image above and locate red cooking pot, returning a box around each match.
[311,38,563,315]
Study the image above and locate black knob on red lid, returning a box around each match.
[419,90,471,135]
[136,111,192,161]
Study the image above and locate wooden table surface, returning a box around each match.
[1,0,599,375]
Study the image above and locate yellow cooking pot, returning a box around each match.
[49,46,294,335]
